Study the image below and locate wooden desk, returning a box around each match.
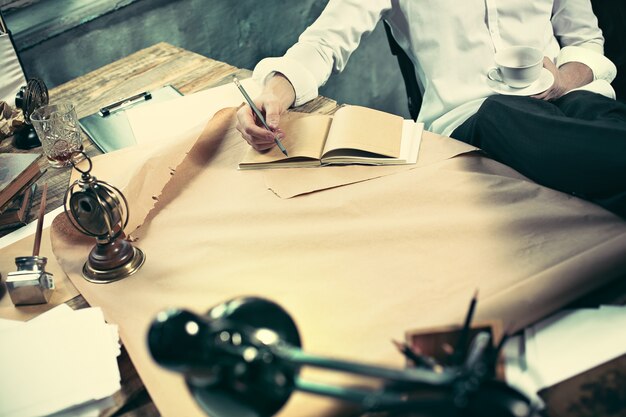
[2,42,626,417]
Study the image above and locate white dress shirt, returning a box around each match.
[253,0,617,136]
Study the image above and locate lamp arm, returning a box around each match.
[295,378,449,412]
[274,345,455,387]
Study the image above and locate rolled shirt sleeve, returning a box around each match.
[253,58,320,107]
[552,0,617,83]
[557,45,617,84]
[253,0,390,107]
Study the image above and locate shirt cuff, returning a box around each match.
[567,79,616,100]
[557,45,617,84]
[253,57,320,107]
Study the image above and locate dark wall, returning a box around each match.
[9,0,410,117]
[591,0,626,102]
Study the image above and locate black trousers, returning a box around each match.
[451,91,626,218]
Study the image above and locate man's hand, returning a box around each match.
[236,73,295,152]
[532,57,593,101]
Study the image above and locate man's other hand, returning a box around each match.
[532,57,593,101]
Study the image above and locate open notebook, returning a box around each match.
[239,105,423,169]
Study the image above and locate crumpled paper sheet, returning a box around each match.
[50,107,626,417]
[0,100,24,139]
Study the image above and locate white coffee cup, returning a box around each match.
[488,46,544,89]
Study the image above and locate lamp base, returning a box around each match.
[82,246,145,283]
[13,125,41,149]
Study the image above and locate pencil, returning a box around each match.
[233,77,288,156]
[32,183,47,257]
[454,288,479,364]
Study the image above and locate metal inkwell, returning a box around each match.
[6,183,55,306]
[6,256,55,306]
[64,152,145,283]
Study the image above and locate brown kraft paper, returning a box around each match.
[50,108,626,417]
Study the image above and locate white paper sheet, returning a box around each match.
[529,307,626,388]
[127,77,261,146]
[504,305,626,403]
[0,304,121,417]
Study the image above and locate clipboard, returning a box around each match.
[79,85,182,153]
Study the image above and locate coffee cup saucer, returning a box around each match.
[486,68,554,96]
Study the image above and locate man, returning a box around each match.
[236,0,626,217]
